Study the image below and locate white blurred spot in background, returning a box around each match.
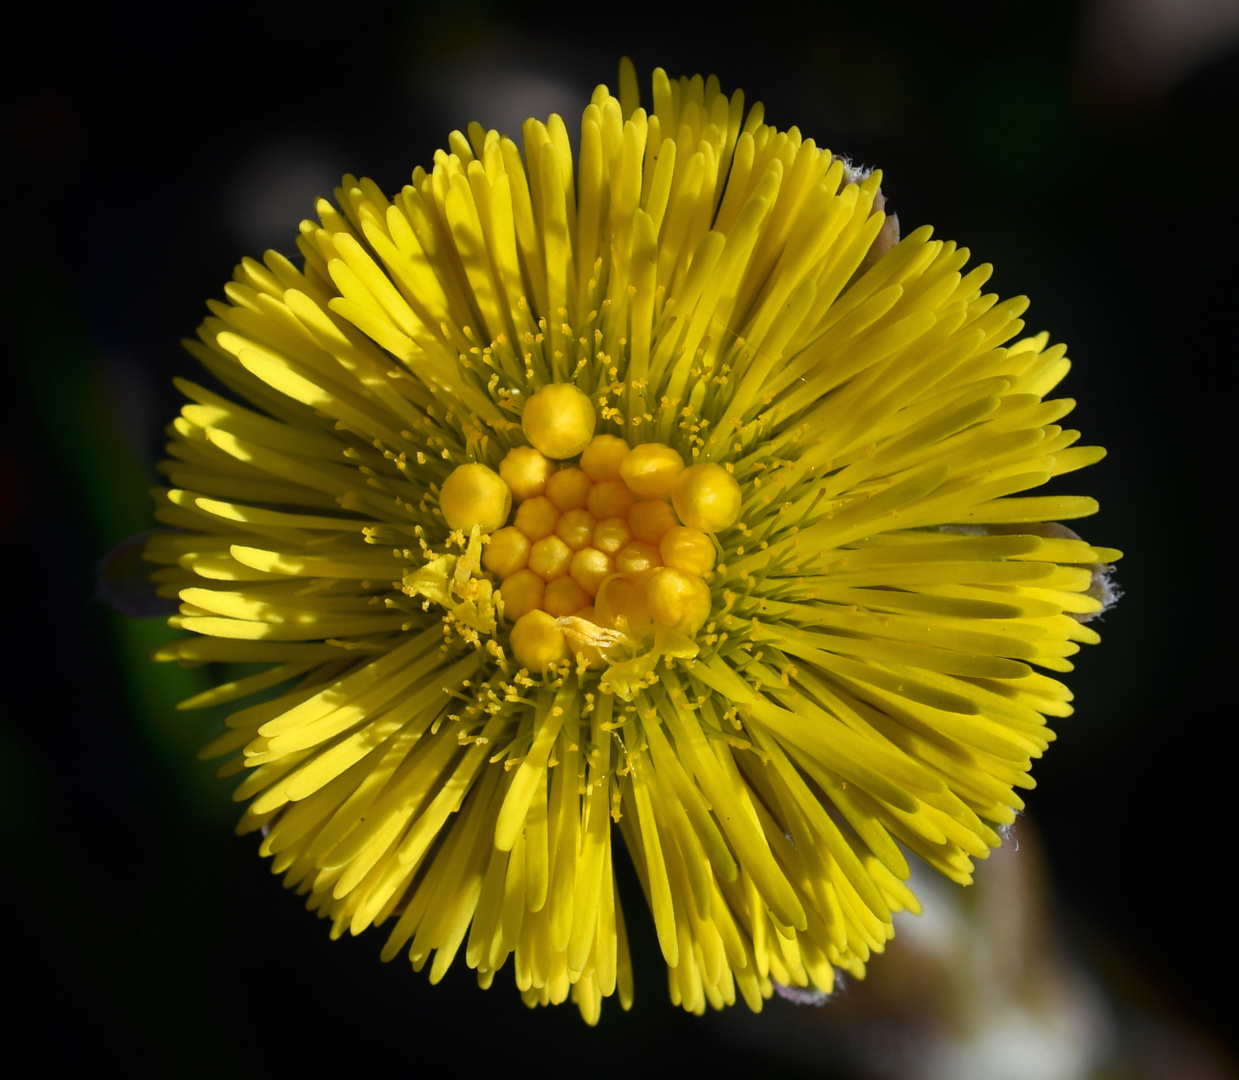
[219,61,585,257]
[1081,0,1239,98]
[223,137,345,255]
[423,65,584,142]
[715,823,1235,1079]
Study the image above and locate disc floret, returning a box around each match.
[448,412,729,673]
[522,384,597,459]
[672,463,743,534]
[439,463,512,533]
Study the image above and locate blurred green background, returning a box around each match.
[4,0,1236,1075]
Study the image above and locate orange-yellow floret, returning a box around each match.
[586,479,635,520]
[579,435,630,481]
[544,576,591,617]
[481,526,530,578]
[659,526,716,576]
[619,442,685,500]
[494,431,725,645]
[498,569,544,621]
[555,508,596,550]
[615,541,662,579]
[569,547,613,596]
[499,446,554,500]
[509,610,570,670]
[514,496,559,542]
[529,536,573,581]
[629,500,678,544]
[597,576,650,634]
[592,517,633,555]
[522,384,596,459]
[546,468,592,511]
[645,568,712,634]
[439,463,512,533]
[672,463,742,533]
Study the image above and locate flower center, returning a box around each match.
[436,384,742,674]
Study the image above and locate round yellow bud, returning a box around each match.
[580,434,630,481]
[498,569,544,622]
[522,384,596,459]
[543,575,591,618]
[569,547,613,597]
[509,610,570,671]
[659,526,716,576]
[555,508,596,551]
[619,442,685,500]
[592,516,633,555]
[646,568,712,634]
[671,463,742,533]
[499,446,554,500]
[628,499,678,544]
[529,535,573,581]
[514,496,559,542]
[439,463,512,533]
[586,479,635,520]
[546,467,592,511]
[596,575,650,634]
[482,526,530,579]
[615,540,662,579]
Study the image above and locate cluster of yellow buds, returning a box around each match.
[437,385,742,672]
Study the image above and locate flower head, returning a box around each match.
[146,61,1119,1023]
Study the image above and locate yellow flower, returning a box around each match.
[146,61,1119,1024]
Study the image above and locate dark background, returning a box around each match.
[5,0,1236,1074]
